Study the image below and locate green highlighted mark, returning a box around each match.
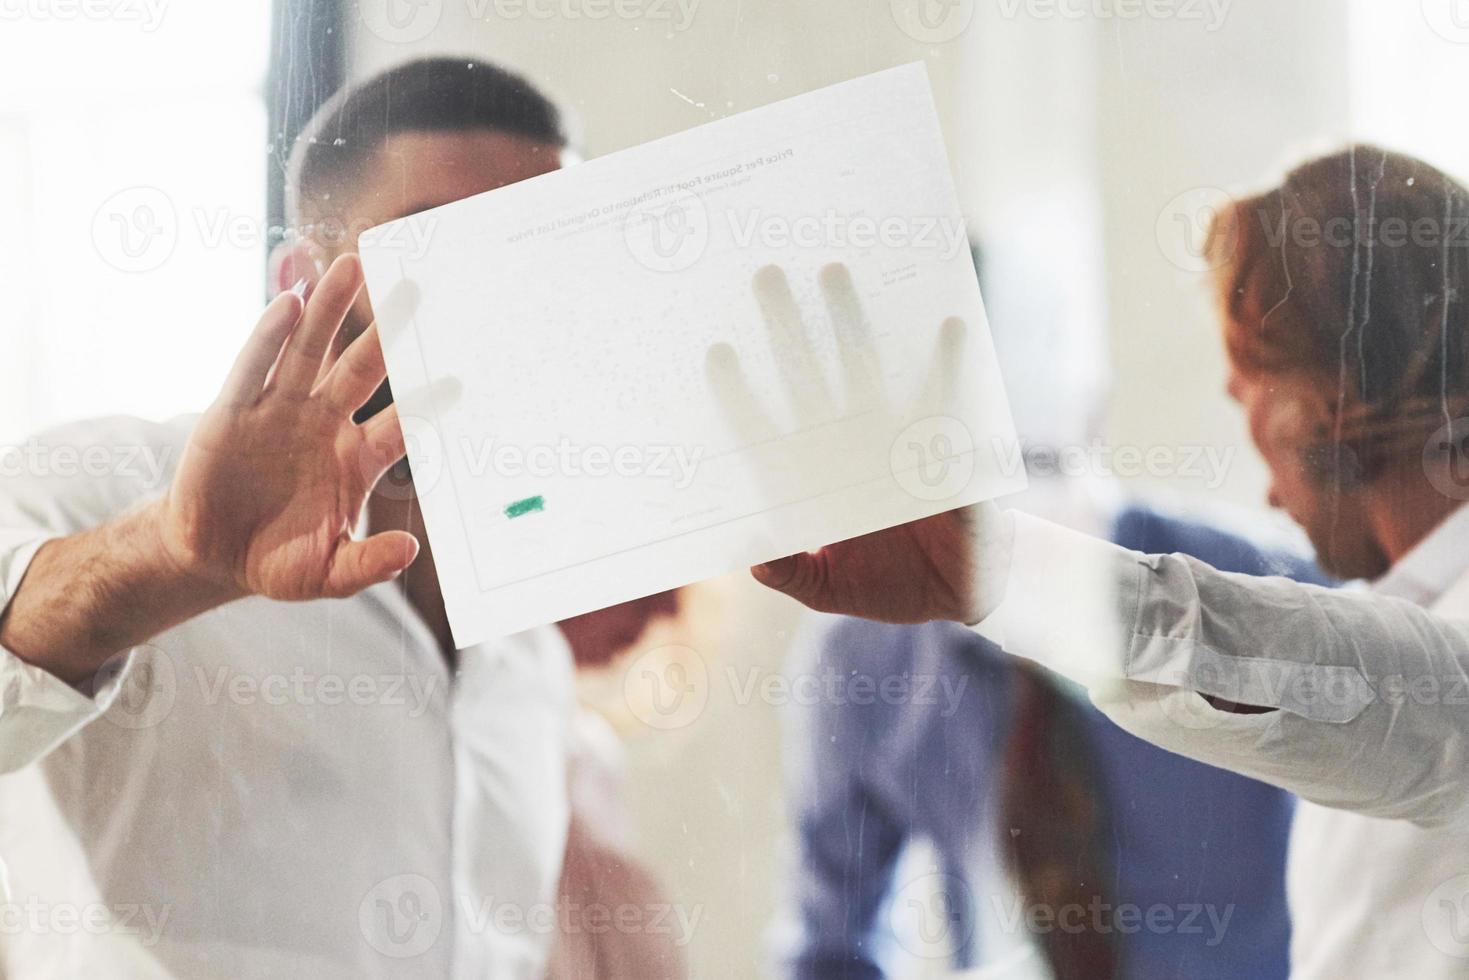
[503,495,545,520]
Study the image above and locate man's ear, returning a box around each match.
[267,239,326,299]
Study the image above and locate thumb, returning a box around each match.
[750,552,828,611]
[324,531,420,598]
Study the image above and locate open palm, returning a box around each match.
[161,255,416,601]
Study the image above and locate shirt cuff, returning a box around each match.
[973,510,1144,692]
[0,641,136,773]
[0,529,137,772]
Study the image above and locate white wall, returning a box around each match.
[1094,0,1352,510]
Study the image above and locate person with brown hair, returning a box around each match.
[757,145,1469,977]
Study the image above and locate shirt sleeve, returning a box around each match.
[0,416,185,773]
[975,510,1469,827]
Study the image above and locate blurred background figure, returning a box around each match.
[772,221,1333,980]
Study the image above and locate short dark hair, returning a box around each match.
[288,57,568,220]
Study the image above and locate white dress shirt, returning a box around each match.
[1287,503,1469,977]
[975,504,1469,976]
[0,416,574,979]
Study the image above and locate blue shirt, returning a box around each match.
[781,504,1334,980]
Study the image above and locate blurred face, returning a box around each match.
[290,128,563,357]
[555,591,682,668]
[1225,356,1386,579]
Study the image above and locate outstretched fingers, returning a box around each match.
[322,322,388,413]
[817,262,882,410]
[706,342,780,446]
[272,253,364,395]
[921,316,968,411]
[358,402,408,484]
[217,291,304,407]
[751,265,834,422]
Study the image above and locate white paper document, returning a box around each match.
[359,62,1026,646]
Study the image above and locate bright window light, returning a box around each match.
[0,3,271,443]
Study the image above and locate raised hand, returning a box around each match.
[159,254,417,601]
[712,262,1007,625]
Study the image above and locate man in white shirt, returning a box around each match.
[0,59,672,979]
[752,145,1469,975]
